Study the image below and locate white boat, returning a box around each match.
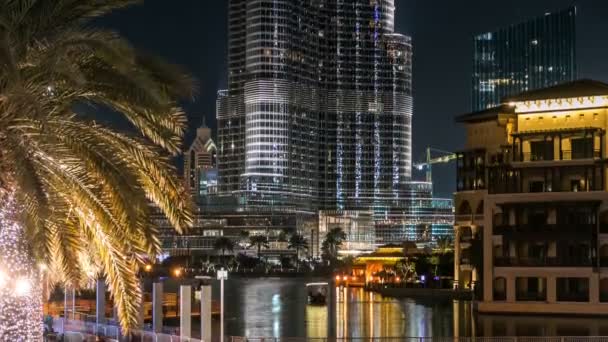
[306,282,328,305]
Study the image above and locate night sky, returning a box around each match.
[97,0,608,198]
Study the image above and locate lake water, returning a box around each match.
[168,277,608,339]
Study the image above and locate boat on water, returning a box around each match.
[306,282,328,305]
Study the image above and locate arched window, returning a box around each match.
[458,201,472,215]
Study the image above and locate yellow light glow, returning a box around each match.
[335,275,341,281]
[514,96,608,113]
[342,276,348,281]
[145,264,153,272]
[173,268,182,277]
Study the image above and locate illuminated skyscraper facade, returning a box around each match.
[184,123,218,199]
[472,7,576,111]
[217,0,413,213]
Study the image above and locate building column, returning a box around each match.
[483,202,493,302]
[454,226,461,289]
[327,281,336,340]
[152,281,163,333]
[590,273,600,304]
[547,275,556,303]
[96,279,106,325]
[180,285,192,338]
[64,286,75,320]
[506,276,516,303]
[200,285,212,342]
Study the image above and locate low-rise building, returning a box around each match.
[454,79,608,314]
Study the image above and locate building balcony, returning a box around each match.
[516,292,547,302]
[557,293,589,302]
[600,257,608,268]
[514,150,600,163]
[494,257,593,267]
[493,224,594,236]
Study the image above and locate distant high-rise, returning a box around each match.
[472,7,576,111]
[184,123,217,199]
[217,0,413,212]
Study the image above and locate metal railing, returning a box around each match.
[49,317,203,342]
[228,338,608,342]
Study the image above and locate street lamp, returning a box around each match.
[217,267,228,342]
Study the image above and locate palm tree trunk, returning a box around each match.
[0,193,43,340]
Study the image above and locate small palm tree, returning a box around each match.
[435,236,453,254]
[322,228,346,261]
[288,234,309,270]
[0,0,194,335]
[395,259,416,282]
[213,237,235,265]
[249,235,270,259]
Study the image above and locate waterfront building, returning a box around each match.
[318,182,453,255]
[454,79,608,314]
[154,199,316,260]
[472,7,576,111]
[184,123,218,199]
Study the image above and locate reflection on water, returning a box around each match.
[212,278,608,339]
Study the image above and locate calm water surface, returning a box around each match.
[195,277,608,339]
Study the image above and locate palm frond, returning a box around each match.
[0,0,194,331]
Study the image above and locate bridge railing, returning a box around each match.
[228,338,608,342]
[49,317,202,342]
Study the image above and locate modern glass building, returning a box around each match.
[184,124,217,199]
[472,7,576,111]
[217,0,413,212]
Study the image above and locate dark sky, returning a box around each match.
[98,0,608,198]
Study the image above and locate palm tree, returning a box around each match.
[288,234,308,270]
[0,1,194,335]
[321,228,346,262]
[213,237,235,265]
[249,235,270,259]
[395,259,416,282]
[239,230,250,247]
[435,236,453,254]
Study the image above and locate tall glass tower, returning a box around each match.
[472,7,576,111]
[217,0,413,212]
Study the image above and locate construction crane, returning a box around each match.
[413,147,457,183]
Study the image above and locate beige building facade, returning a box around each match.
[455,80,608,314]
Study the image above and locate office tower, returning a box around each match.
[217,0,413,213]
[184,123,218,199]
[454,79,608,314]
[472,7,576,111]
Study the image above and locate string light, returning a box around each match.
[0,191,43,340]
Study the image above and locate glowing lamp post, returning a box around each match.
[217,268,228,342]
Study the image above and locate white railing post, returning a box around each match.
[180,284,192,339]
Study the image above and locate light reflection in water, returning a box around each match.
[215,278,608,339]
